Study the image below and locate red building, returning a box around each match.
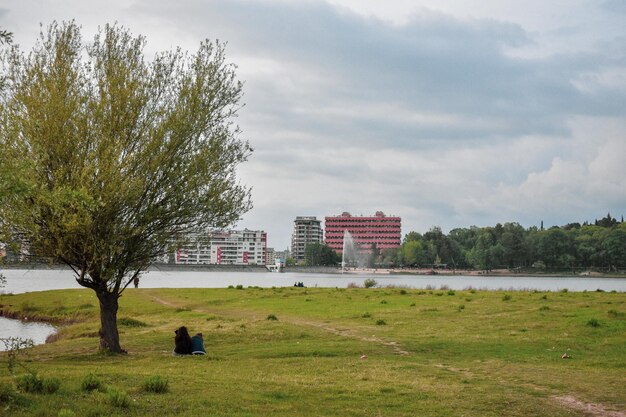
[325,211,401,253]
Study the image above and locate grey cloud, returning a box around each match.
[133,0,625,149]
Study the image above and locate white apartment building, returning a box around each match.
[174,229,267,265]
[291,216,323,263]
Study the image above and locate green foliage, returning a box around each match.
[396,217,626,271]
[81,373,103,392]
[1,337,35,375]
[447,290,455,296]
[118,317,148,327]
[107,388,130,408]
[15,373,60,394]
[587,318,601,327]
[0,381,18,404]
[364,278,377,288]
[502,294,512,301]
[304,242,340,266]
[375,319,387,325]
[42,377,61,394]
[15,374,43,393]
[266,314,278,321]
[143,376,169,393]
[0,21,251,353]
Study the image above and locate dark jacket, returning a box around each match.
[191,335,206,354]
[174,328,193,354]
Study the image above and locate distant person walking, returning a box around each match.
[133,276,139,288]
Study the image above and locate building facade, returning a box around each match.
[291,217,324,263]
[325,211,401,253]
[174,229,267,265]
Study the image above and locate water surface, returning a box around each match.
[0,316,57,351]
[1,268,624,293]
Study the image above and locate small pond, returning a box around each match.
[0,316,57,351]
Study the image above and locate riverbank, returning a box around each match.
[0,287,624,417]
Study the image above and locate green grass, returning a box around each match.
[1,286,625,416]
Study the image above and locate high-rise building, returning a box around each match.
[266,247,275,265]
[325,211,401,253]
[291,216,323,263]
[174,229,267,265]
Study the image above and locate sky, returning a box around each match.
[1,0,625,250]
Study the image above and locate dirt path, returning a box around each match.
[552,396,626,417]
[145,292,410,356]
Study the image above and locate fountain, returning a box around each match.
[341,230,368,272]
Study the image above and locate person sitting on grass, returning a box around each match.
[191,333,206,355]
[173,326,193,355]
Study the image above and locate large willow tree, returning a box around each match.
[0,22,252,353]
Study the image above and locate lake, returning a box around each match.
[1,268,625,294]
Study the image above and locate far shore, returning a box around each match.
[1,262,624,278]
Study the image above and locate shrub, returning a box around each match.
[469,289,476,294]
[560,288,569,293]
[502,294,512,301]
[375,319,386,326]
[435,292,443,296]
[81,373,103,392]
[587,318,600,328]
[399,289,407,295]
[0,381,17,404]
[143,376,169,393]
[457,305,465,312]
[409,302,416,307]
[266,314,278,321]
[16,374,43,393]
[118,317,148,327]
[364,278,377,288]
[347,282,360,288]
[235,284,244,290]
[541,294,548,300]
[447,290,455,296]
[380,300,388,304]
[227,285,234,289]
[42,377,61,394]
[361,312,372,318]
[20,302,40,313]
[107,388,130,408]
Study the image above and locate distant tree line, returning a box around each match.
[304,214,626,271]
[383,214,626,272]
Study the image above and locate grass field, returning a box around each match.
[0,284,624,416]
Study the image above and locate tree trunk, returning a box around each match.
[96,290,124,353]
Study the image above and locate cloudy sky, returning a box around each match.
[2,0,625,249]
